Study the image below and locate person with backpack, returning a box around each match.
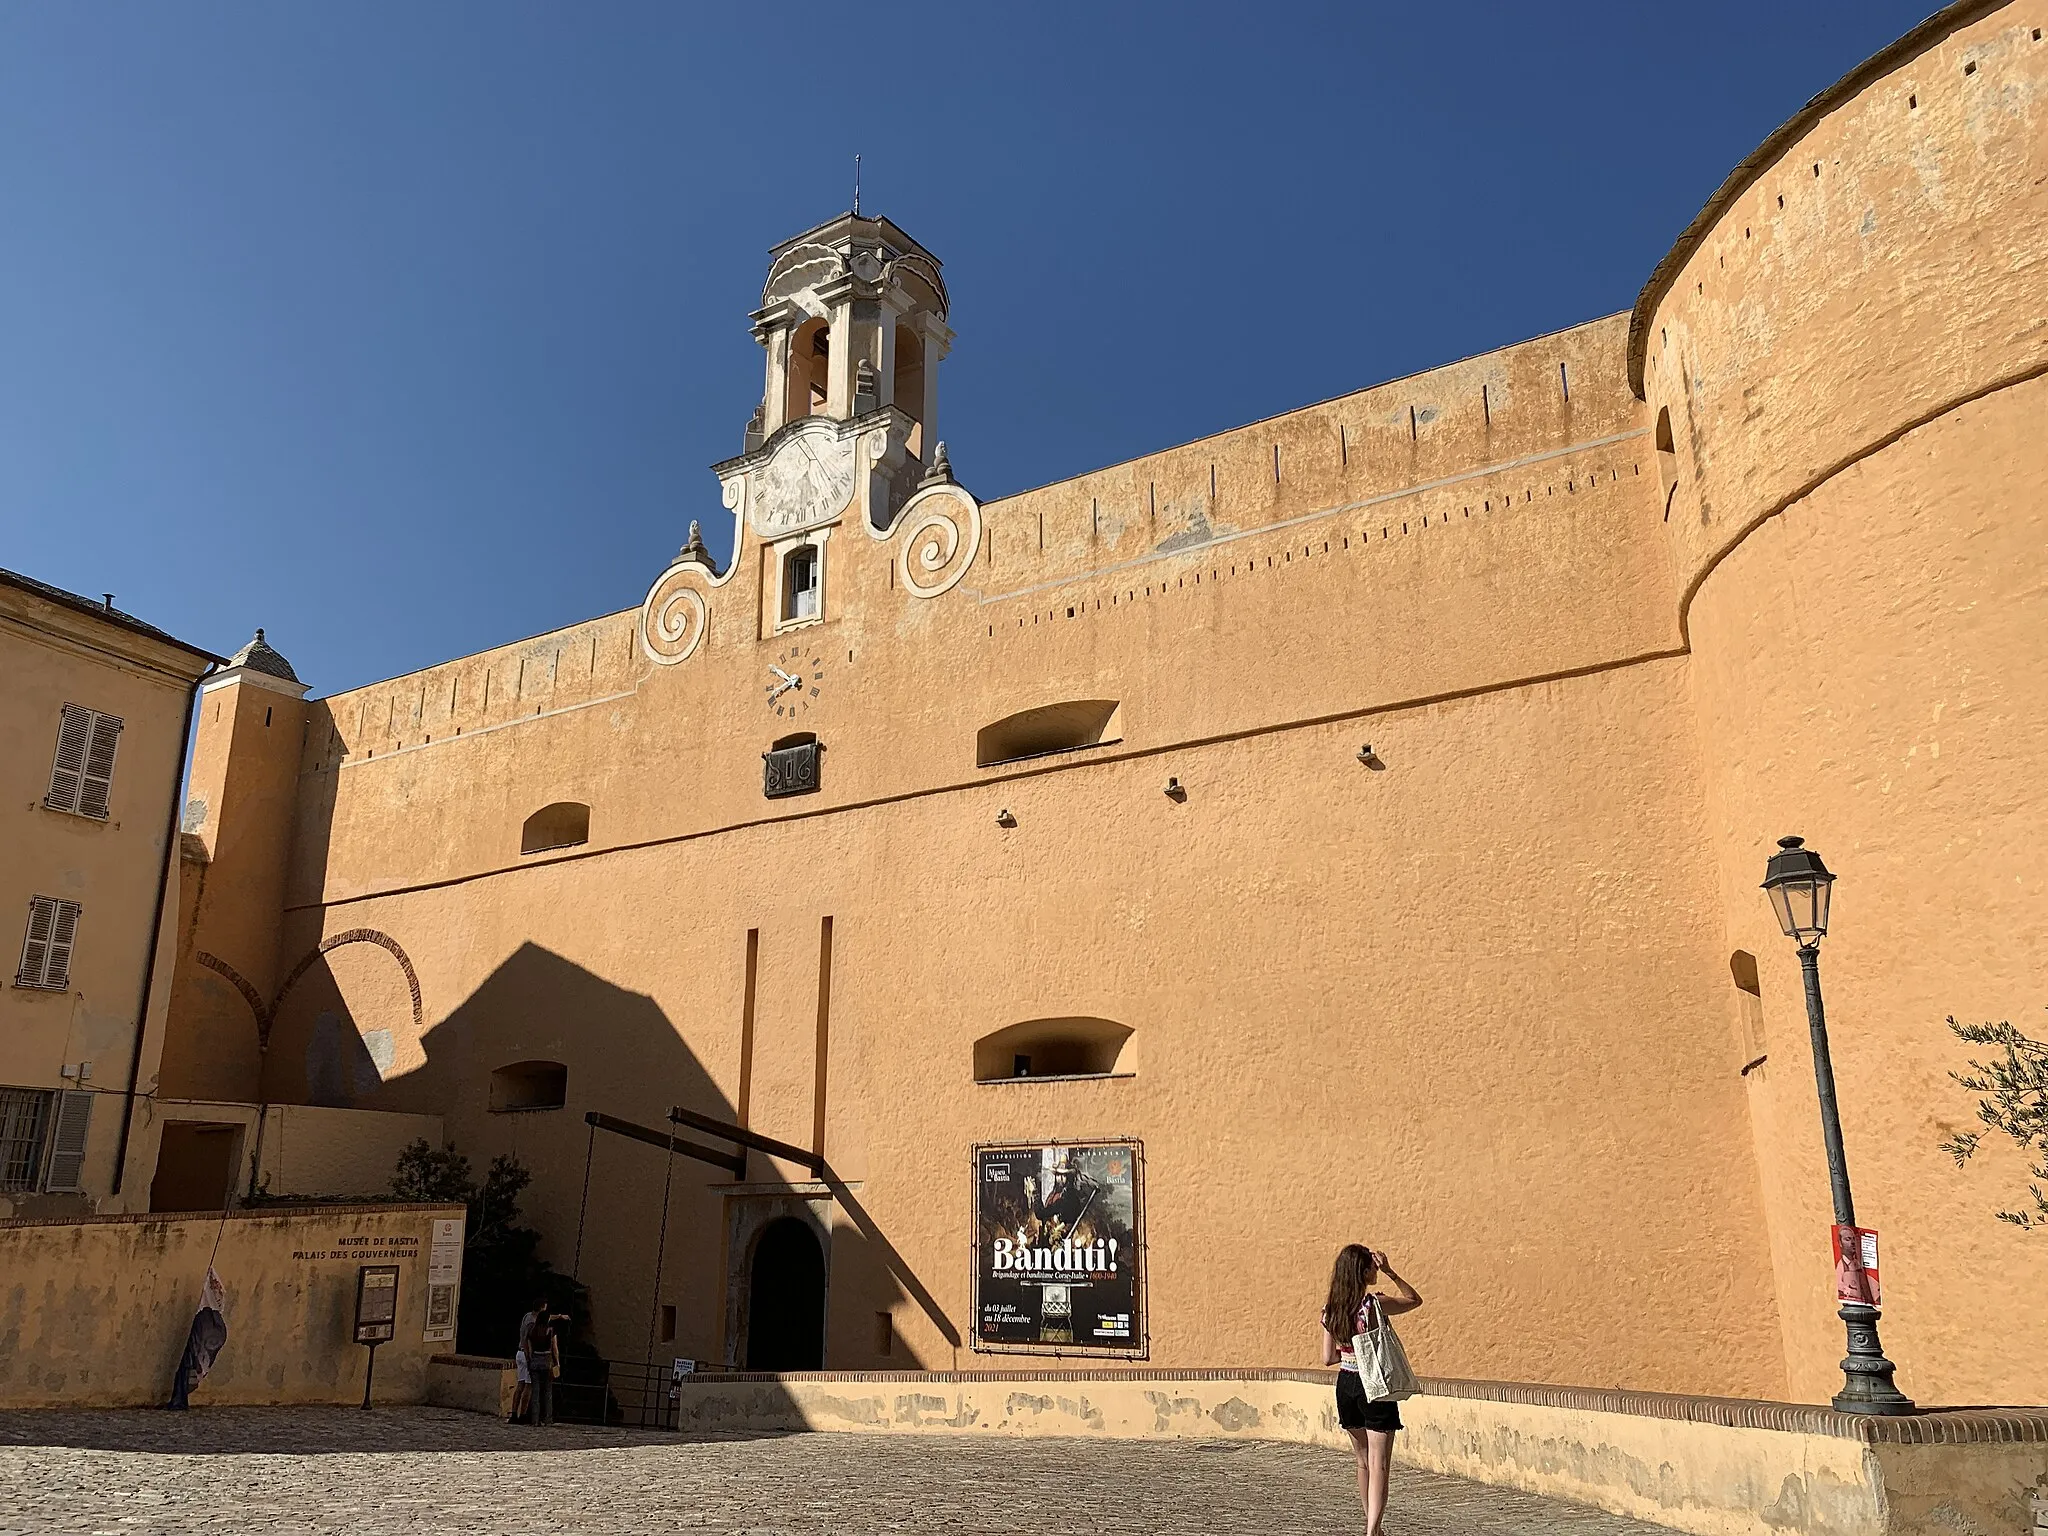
[1319,1245,1422,1536]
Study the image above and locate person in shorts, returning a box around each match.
[1319,1244,1422,1536]
[525,1299,560,1426]
[510,1306,536,1424]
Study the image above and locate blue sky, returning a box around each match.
[1,1,1935,693]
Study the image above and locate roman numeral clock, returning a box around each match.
[764,643,824,720]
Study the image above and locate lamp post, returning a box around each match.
[1760,836,1913,1415]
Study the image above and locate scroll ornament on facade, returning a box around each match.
[891,444,980,599]
[640,516,723,666]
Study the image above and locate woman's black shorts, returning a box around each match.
[1335,1370,1404,1432]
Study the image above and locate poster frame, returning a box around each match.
[968,1136,1148,1360]
[353,1263,401,1345]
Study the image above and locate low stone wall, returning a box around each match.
[426,1354,515,1418]
[665,1369,2048,1536]
[0,1203,464,1409]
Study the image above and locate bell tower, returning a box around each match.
[747,213,952,463]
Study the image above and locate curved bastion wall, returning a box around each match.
[1636,0,2048,1404]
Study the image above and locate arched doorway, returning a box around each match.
[745,1216,825,1369]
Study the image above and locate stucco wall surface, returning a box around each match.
[1641,2,2048,602]
[236,654,1786,1399]
[1686,375,2048,1406]
[128,1102,444,1210]
[161,673,310,1106]
[285,314,1667,910]
[0,1203,462,1408]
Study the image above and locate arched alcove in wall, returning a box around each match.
[489,1060,568,1112]
[521,802,589,855]
[976,701,1122,767]
[973,1017,1134,1082]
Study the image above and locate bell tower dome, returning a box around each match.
[747,213,952,463]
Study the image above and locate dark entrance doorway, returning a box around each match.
[150,1122,241,1212]
[745,1216,825,1369]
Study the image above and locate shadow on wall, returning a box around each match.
[255,939,936,1376]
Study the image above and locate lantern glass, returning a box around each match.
[1761,837,1835,945]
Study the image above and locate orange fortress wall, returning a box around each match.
[157,1,2048,1407]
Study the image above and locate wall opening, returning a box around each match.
[1655,406,1680,521]
[782,544,821,622]
[1730,950,1767,1068]
[521,802,589,855]
[785,318,831,423]
[745,1217,826,1369]
[976,701,1122,767]
[974,1017,1134,1082]
[149,1122,241,1212]
[489,1060,568,1113]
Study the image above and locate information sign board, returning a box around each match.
[354,1264,400,1345]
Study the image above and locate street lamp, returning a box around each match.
[1760,836,1914,1415]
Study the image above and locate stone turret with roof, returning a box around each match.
[221,628,303,689]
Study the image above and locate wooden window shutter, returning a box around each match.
[76,711,123,820]
[42,1089,94,1193]
[45,704,91,813]
[16,896,81,990]
[44,899,80,989]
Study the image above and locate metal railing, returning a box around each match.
[552,1357,739,1430]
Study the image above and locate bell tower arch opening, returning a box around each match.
[892,320,926,458]
[744,1216,827,1370]
[784,317,831,425]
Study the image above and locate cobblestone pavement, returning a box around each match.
[0,1407,1679,1535]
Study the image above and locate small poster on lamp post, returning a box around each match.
[972,1140,1144,1357]
[1832,1225,1881,1306]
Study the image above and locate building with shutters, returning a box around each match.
[153,2,2048,1409]
[0,567,220,1216]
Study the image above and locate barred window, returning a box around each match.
[0,1087,53,1192]
[46,704,123,820]
[16,897,82,991]
[0,1087,90,1193]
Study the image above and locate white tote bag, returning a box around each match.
[1350,1296,1420,1403]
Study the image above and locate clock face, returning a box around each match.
[764,642,825,719]
[749,423,857,538]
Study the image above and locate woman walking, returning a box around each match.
[1320,1245,1421,1536]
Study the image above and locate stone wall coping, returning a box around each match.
[1624,0,2003,396]
[676,1367,2048,1445]
[0,1201,464,1231]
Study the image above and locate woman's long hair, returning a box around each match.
[1322,1243,1379,1339]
